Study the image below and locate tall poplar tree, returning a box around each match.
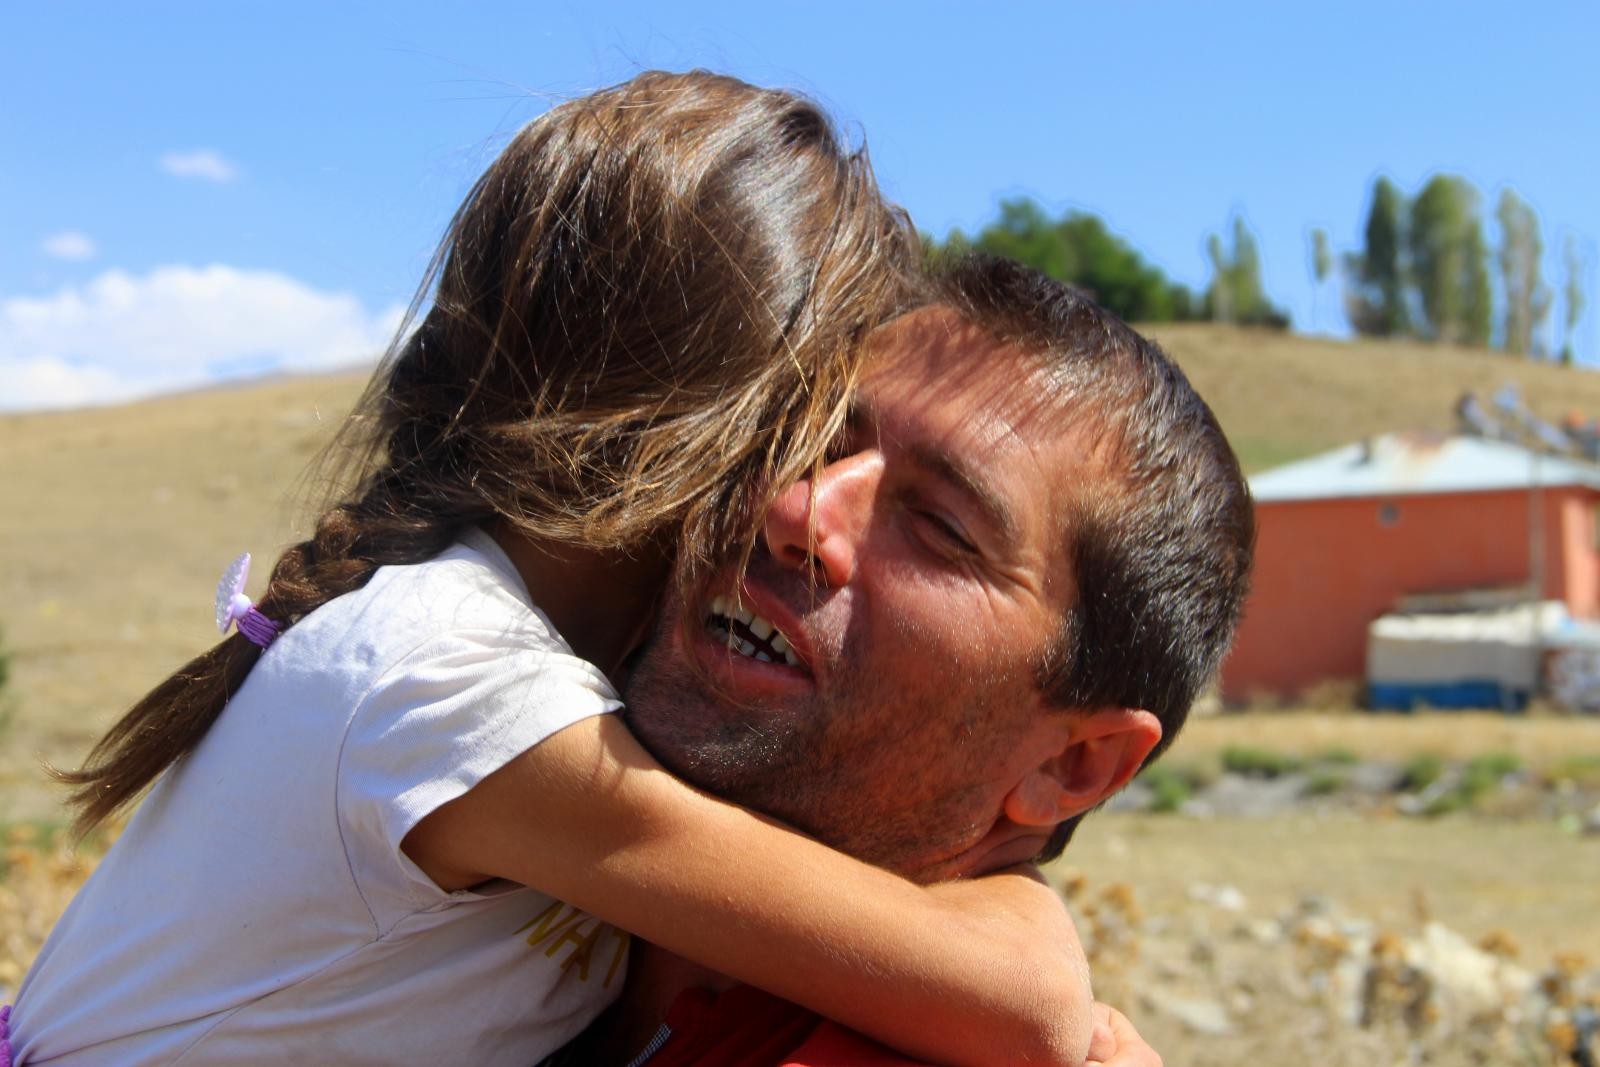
[1498,188,1552,356]
[1309,228,1332,327]
[1311,228,1332,284]
[1563,234,1586,366]
[1346,177,1409,336]
[1204,213,1285,326]
[1408,174,1488,344]
[1463,219,1493,348]
[1206,233,1232,323]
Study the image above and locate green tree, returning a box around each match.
[945,196,1199,323]
[1206,233,1233,323]
[1498,187,1552,356]
[1310,227,1333,285]
[969,199,1075,280]
[1205,213,1288,327]
[1050,212,1182,322]
[1463,220,1493,347]
[1345,176,1409,337]
[1408,174,1489,344]
[1168,285,1197,321]
[1562,234,1586,366]
[1309,227,1332,326]
[1232,215,1265,319]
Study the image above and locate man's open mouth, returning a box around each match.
[704,595,803,668]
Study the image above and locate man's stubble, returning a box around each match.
[620,603,1003,882]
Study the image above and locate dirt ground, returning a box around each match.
[1174,709,1600,771]
[1056,812,1600,967]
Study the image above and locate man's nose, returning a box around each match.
[762,450,883,587]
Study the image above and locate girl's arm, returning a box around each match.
[404,713,1095,1067]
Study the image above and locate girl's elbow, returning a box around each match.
[1003,952,1095,1066]
[1012,1007,1094,1067]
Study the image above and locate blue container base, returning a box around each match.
[1367,680,1529,712]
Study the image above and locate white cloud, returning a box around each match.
[0,265,405,412]
[41,231,99,261]
[159,149,240,183]
[6,356,124,411]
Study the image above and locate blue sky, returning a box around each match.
[4,2,1597,409]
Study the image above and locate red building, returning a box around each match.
[1221,432,1600,700]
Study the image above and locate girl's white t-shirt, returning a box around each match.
[14,529,629,1065]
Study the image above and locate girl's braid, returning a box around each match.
[259,460,474,629]
[56,459,467,836]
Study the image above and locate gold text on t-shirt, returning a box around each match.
[516,902,630,988]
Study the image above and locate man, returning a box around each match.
[569,254,1255,1065]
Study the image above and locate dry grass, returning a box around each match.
[0,373,365,819]
[1148,323,1600,473]
[1177,710,1600,772]
[1059,813,1600,965]
[0,825,108,995]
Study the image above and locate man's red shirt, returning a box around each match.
[644,985,929,1067]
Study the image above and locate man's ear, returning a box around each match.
[1002,708,1162,828]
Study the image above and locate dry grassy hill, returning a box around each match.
[1,373,368,818]
[1148,323,1600,473]
[5,327,1600,819]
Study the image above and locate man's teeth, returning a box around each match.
[706,595,802,668]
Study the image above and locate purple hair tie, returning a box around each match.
[2,1003,13,1067]
[215,553,281,649]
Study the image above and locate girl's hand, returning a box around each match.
[1086,1004,1162,1067]
[926,866,1093,995]
[924,868,1095,1063]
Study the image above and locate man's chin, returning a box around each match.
[621,608,828,819]
[917,820,1055,882]
[624,586,1042,886]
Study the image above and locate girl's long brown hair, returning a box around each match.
[58,70,916,835]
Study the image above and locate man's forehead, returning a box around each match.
[867,305,1018,373]
[858,304,1114,590]
[860,305,1076,450]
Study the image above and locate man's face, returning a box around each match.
[623,308,1108,881]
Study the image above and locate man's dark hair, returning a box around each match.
[930,254,1256,860]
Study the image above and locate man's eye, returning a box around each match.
[915,510,976,554]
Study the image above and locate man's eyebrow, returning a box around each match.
[849,397,1021,546]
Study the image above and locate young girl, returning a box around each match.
[11,72,1099,1066]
